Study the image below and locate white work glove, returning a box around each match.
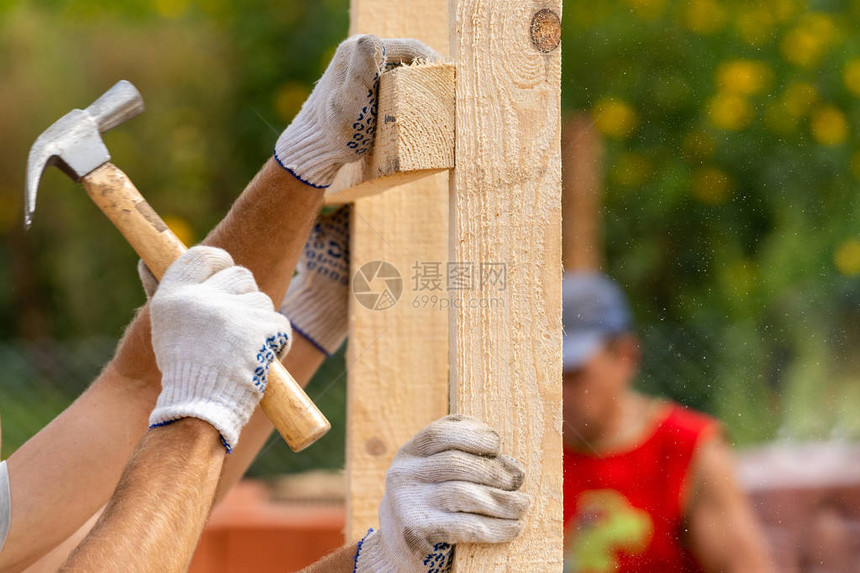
[279,206,350,356]
[354,415,530,572]
[148,246,292,452]
[274,35,440,188]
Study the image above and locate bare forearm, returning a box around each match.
[60,418,225,573]
[299,542,360,573]
[2,361,158,573]
[203,158,324,303]
[698,524,775,573]
[688,438,776,573]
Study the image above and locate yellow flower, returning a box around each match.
[806,12,839,38]
[844,59,860,97]
[692,167,734,205]
[163,215,196,247]
[810,106,848,146]
[593,98,638,139]
[716,60,773,95]
[835,239,860,276]
[765,82,818,134]
[781,30,820,67]
[611,153,652,187]
[736,5,775,46]
[274,83,311,123]
[769,0,800,22]
[708,93,754,131]
[684,0,727,34]
[781,13,839,68]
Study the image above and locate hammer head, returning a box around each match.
[25,80,144,228]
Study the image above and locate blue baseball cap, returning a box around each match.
[563,272,633,372]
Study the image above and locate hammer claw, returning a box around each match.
[24,80,144,229]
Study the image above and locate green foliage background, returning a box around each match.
[0,0,857,474]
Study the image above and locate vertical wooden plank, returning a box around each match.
[345,2,451,541]
[448,1,563,571]
[562,115,605,271]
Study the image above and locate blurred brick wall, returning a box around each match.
[738,443,860,573]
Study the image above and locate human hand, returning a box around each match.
[274,35,440,188]
[354,415,530,572]
[149,246,292,452]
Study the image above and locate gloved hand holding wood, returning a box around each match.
[274,35,440,188]
[353,415,530,572]
[149,246,292,452]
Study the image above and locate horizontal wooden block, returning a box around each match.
[324,63,455,204]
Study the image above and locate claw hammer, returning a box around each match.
[25,80,330,452]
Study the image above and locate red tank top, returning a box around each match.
[563,402,718,573]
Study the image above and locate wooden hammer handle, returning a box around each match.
[82,162,330,452]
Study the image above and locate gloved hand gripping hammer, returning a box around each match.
[25,80,330,452]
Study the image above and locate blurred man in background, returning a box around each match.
[562,272,775,573]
